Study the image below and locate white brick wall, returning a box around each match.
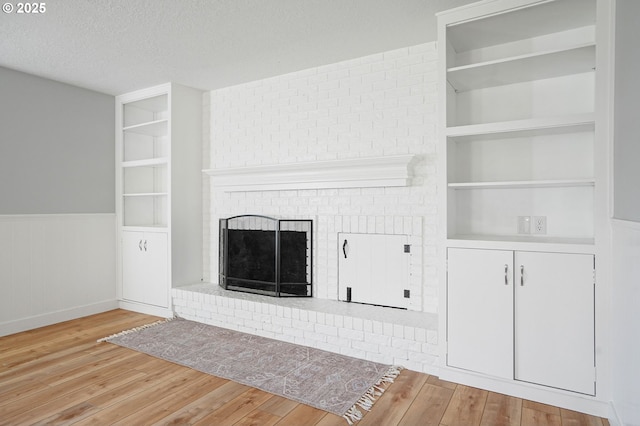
[204,42,438,313]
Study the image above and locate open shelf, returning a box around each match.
[122,193,168,228]
[122,158,169,168]
[123,119,168,137]
[448,44,595,92]
[446,113,595,139]
[446,0,595,55]
[125,94,167,113]
[448,179,595,190]
[122,192,169,197]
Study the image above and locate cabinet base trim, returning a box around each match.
[438,366,609,419]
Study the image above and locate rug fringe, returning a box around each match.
[342,365,404,424]
[97,317,174,343]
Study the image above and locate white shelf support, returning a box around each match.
[203,154,417,192]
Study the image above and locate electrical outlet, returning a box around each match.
[517,216,531,234]
[533,216,547,234]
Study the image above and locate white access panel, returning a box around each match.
[338,233,410,309]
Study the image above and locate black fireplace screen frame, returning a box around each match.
[219,215,313,297]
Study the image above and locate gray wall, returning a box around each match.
[613,0,640,223]
[612,2,640,425]
[0,67,114,214]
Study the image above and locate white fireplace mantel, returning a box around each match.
[203,154,416,192]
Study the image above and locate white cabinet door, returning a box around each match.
[447,248,514,379]
[514,251,595,395]
[122,231,168,308]
[122,231,145,303]
[338,233,409,309]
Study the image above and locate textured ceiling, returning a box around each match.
[0,0,475,95]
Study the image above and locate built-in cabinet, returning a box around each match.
[116,83,203,316]
[438,0,610,415]
[121,231,168,308]
[447,248,595,395]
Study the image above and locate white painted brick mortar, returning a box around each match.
[204,41,438,315]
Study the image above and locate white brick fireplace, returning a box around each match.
[174,41,440,374]
[202,41,438,312]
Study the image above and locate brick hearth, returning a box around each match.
[172,283,439,374]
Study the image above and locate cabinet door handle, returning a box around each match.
[520,265,524,286]
[139,240,143,251]
[342,239,348,258]
[144,240,147,252]
[504,264,509,285]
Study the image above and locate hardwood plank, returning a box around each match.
[0,310,156,366]
[80,356,184,412]
[0,341,122,383]
[398,382,454,426]
[38,346,142,387]
[150,380,251,425]
[52,354,195,422]
[521,407,562,426]
[233,407,282,426]
[111,374,227,425]
[32,401,96,426]
[0,351,151,422]
[440,385,488,426]
[560,408,604,426]
[72,368,203,425]
[522,400,561,416]
[255,394,299,418]
[32,369,149,425]
[480,392,522,426]
[426,374,458,391]
[0,352,145,406]
[274,404,329,426]
[357,369,428,425]
[315,412,351,426]
[192,387,274,425]
[0,366,148,425]
[235,394,303,426]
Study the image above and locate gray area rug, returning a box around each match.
[99,318,402,423]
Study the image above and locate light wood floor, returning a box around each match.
[0,310,609,426]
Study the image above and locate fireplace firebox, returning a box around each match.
[219,215,313,297]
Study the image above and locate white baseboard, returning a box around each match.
[0,299,118,337]
[118,300,173,318]
[608,401,624,426]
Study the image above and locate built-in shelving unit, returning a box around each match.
[438,0,612,416]
[441,0,597,246]
[115,83,203,317]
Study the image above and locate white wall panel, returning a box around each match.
[611,219,640,425]
[0,214,117,336]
